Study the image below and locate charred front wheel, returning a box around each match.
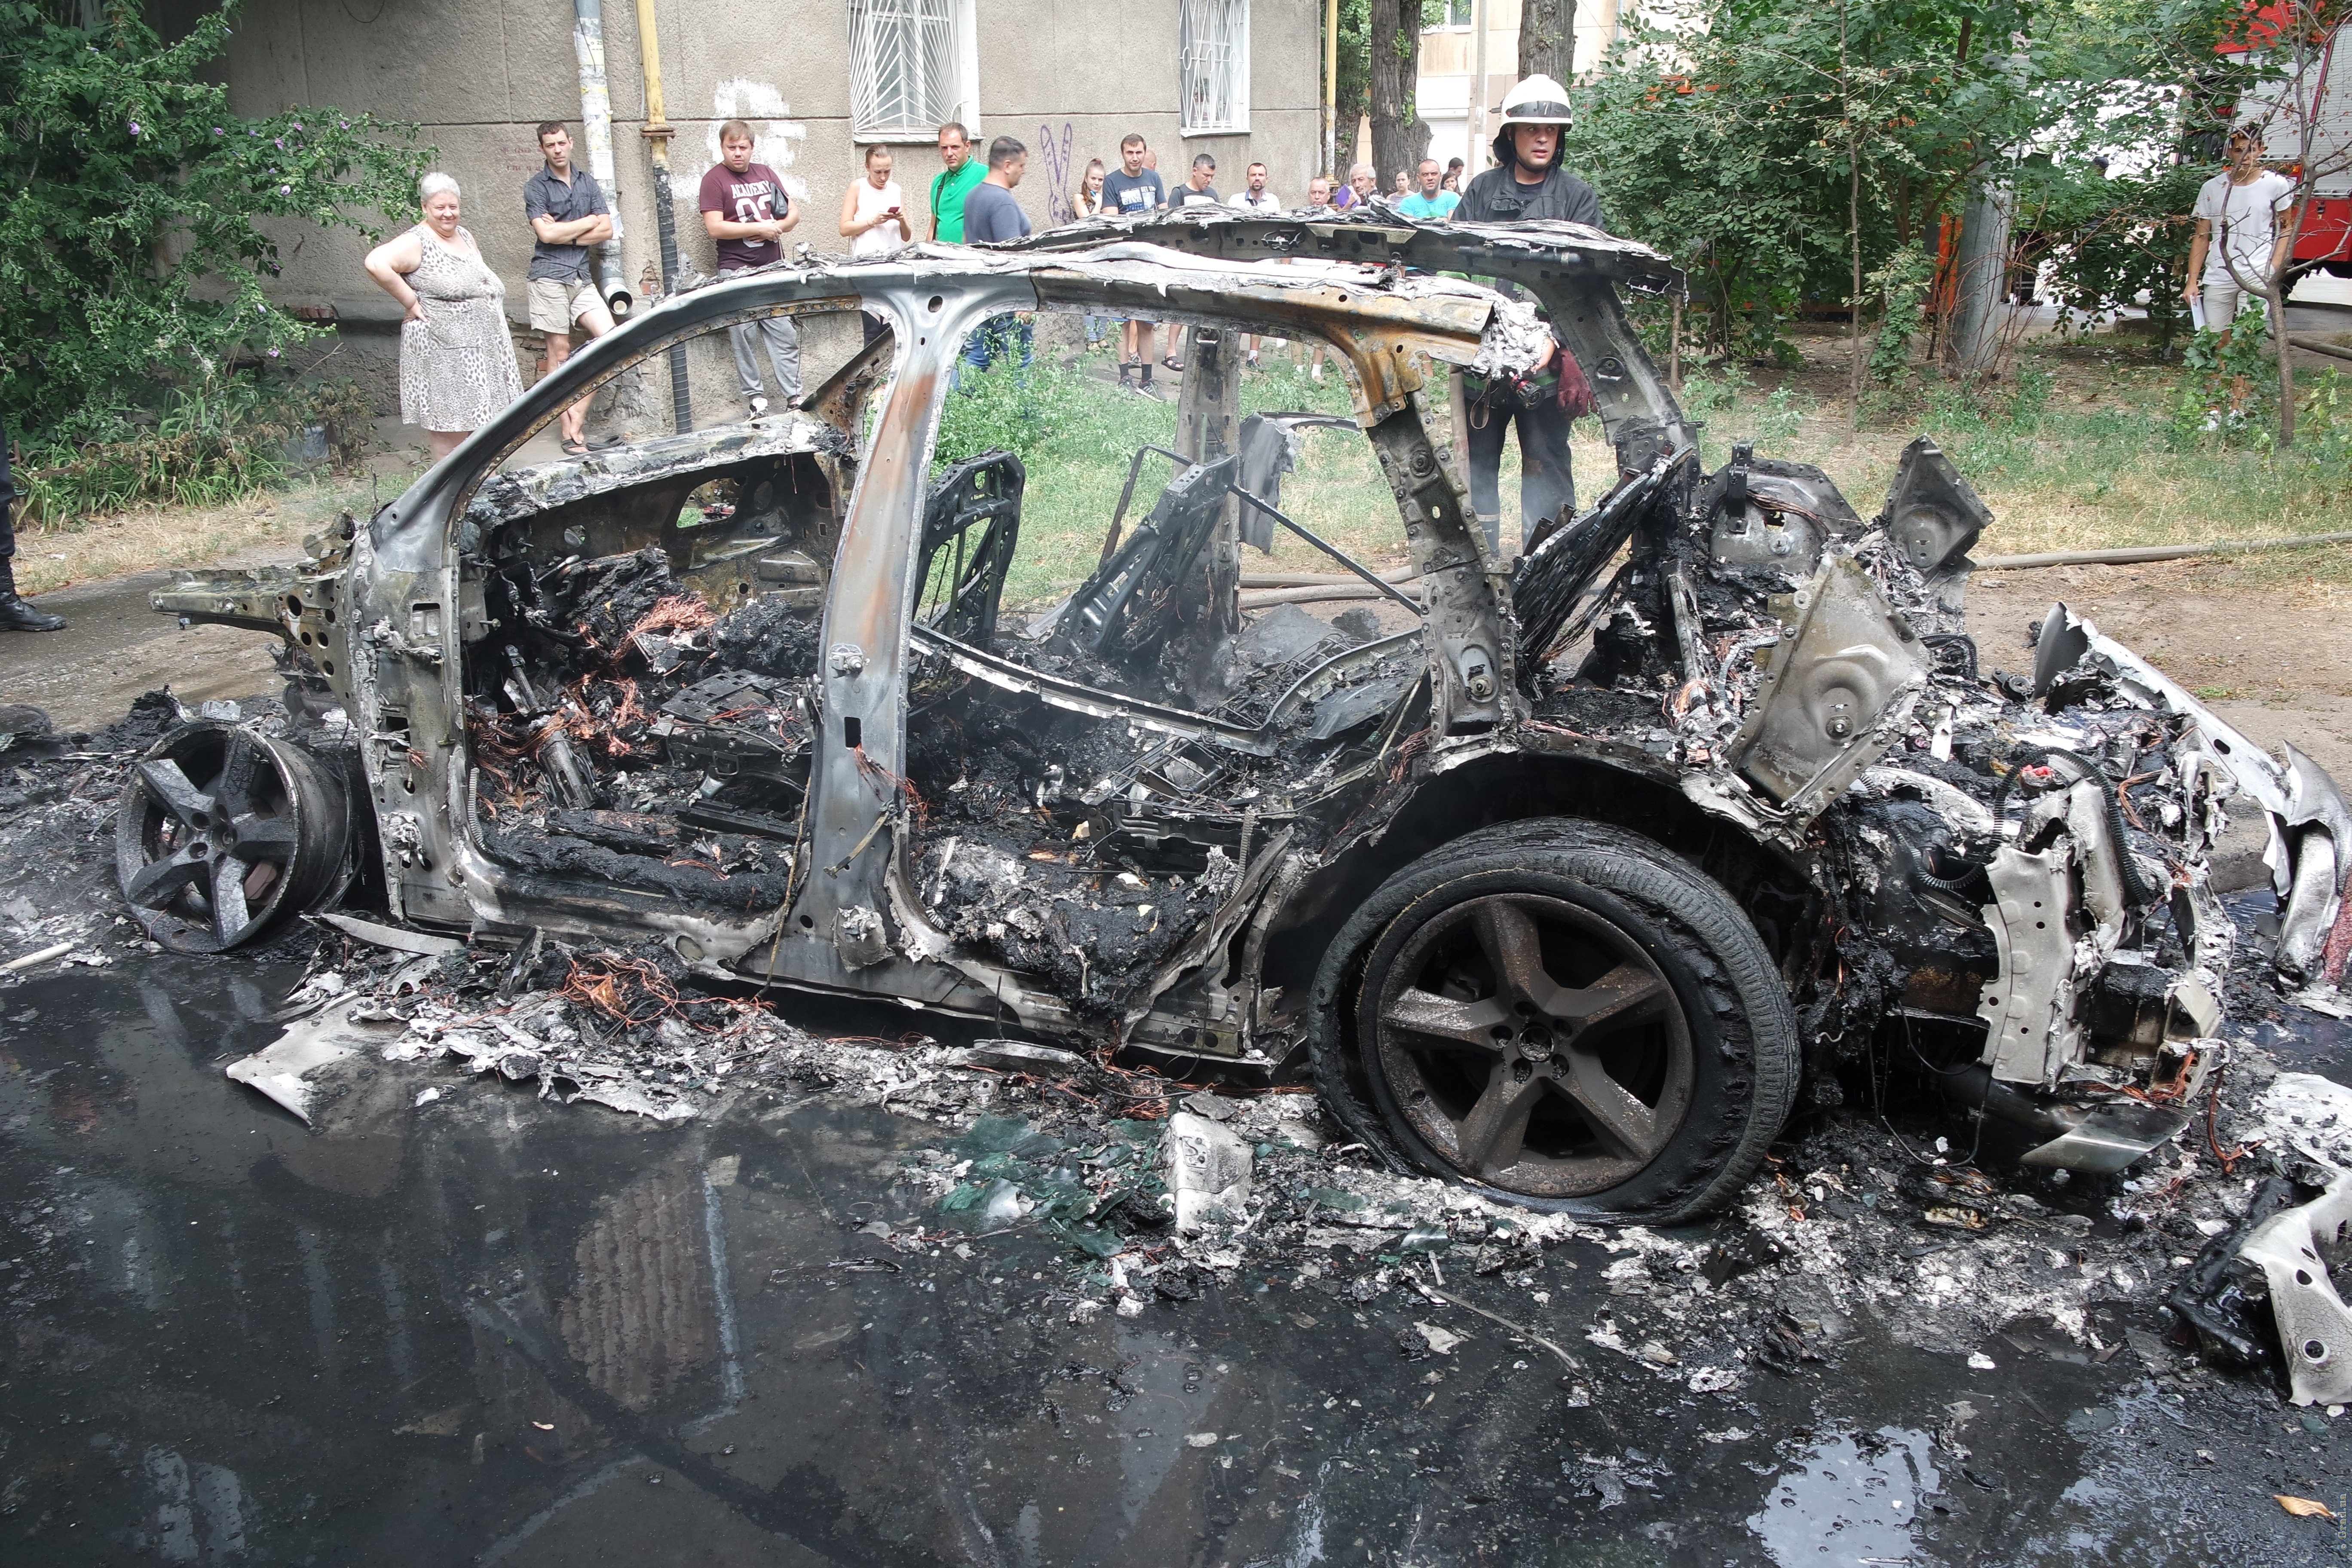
[1315,821,1798,1223]
[114,720,352,953]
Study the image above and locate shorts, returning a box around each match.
[528,277,601,334]
[2201,278,2254,329]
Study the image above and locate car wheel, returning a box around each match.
[115,720,354,953]
[1311,819,1798,1224]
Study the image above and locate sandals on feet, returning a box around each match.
[1161,355,1185,374]
[560,437,590,456]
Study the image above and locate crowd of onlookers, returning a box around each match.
[357,117,1504,453]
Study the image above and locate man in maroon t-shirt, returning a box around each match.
[698,119,803,416]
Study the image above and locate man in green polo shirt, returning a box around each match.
[928,121,987,242]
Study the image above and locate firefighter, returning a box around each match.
[1454,75,1606,556]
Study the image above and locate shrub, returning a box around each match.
[0,2,427,439]
[2170,309,2279,450]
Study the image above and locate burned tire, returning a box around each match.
[114,720,353,954]
[1311,819,1798,1224]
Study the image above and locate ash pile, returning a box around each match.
[463,544,822,908]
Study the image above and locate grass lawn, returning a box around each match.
[12,466,404,597]
[934,326,2352,612]
[1683,328,2352,567]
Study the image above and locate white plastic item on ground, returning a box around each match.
[315,912,466,957]
[1163,1110,1253,1233]
[2238,1171,2352,1406]
[224,1000,405,1124]
[2252,1072,2352,1167]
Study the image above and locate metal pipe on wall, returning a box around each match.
[1472,0,1489,165]
[570,0,634,318]
[633,0,693,432]
[1323,0,1339,177]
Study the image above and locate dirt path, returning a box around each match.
[0,571,290,732]
[1968,556,2352,782]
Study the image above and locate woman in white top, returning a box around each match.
[839,144,910,343]
[1072,159,1110,347]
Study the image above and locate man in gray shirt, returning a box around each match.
[523,122,618,454]
[961,137,1034,372]
[1172,153,1222,208]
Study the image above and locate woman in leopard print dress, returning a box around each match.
[364,173,524,460]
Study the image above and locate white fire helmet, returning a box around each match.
[1492,74,1573,168]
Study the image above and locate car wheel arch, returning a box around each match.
[1302,813,1804,1222]
[1268,749,1821,998]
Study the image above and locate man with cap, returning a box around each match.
[1454,74,1605,556]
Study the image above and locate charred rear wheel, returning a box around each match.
[1315,820,1799,1223]
[114,720,353,953]
[1372,892,1695,1197]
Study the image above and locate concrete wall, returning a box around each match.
[176,0,1323,326]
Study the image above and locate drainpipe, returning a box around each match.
[1472,0,1489,167]
[1323,0,1338,177]
[633,0,693,431]
[570,0,634,320]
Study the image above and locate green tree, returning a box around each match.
[0,1,428,437]
[1563,0,2258,389]
[1328,1,1453,176]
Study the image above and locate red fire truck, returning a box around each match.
[2220,4,2352,279]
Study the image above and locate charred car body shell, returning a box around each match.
[141,212,2352,1219]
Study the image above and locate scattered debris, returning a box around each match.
[221,997,404,1125]
[1163,1110,1254,1233]
[1413,1321,1465,1355]
[2238,1171,2352,1406]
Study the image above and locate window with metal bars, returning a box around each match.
[848,0,962,139]
[1179,0,1250,135]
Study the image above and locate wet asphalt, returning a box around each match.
[3,931,2349,1567]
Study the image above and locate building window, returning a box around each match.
[1429,0,1475,28]
[848,0,976,140]
[1179,0,1250,135]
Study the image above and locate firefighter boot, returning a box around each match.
[0,562,66,632]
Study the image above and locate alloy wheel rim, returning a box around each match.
[1372,891,1695,1198]
[116,723,340,953]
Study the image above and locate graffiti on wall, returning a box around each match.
[1037,121,1076,227]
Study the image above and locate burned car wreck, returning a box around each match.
[122,213,2352,1235]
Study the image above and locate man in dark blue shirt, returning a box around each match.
[961,137,1034,373]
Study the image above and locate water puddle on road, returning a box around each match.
[1747,1424,1939,1565]
[0,952,2323,1565]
